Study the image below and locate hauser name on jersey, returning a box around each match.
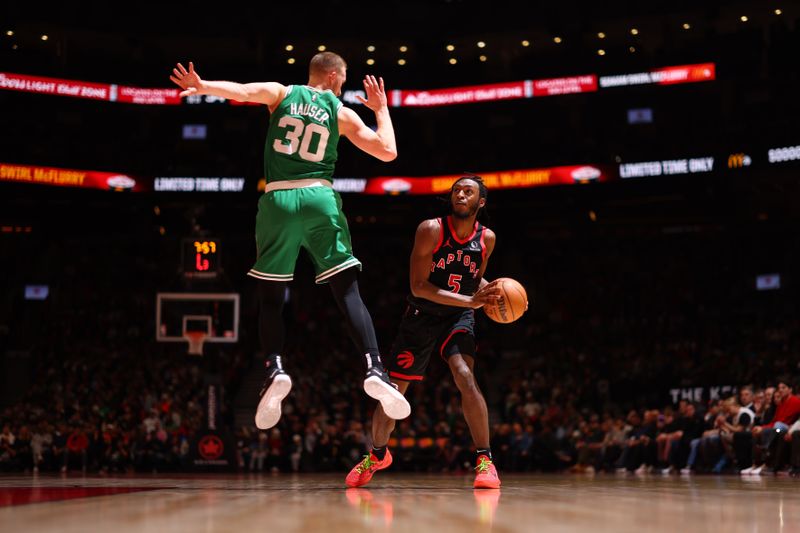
[288,102,331,124]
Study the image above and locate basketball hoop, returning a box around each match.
[184,331,207,355]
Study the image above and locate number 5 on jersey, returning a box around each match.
[448,274,462,293]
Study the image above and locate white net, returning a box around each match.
[184,332,207,355]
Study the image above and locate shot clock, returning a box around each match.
[182,238,221,279]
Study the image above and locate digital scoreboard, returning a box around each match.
[182,239,220,279]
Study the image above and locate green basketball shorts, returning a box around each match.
[247,185,362,284]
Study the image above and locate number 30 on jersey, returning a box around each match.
[273,116,330,162]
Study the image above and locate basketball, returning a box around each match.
[483,277,528,323]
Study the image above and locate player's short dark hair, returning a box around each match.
[309,52,347,77]
[450,174,488,201]
[446,174,488,222]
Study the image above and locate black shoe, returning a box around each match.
[363,366,411,420]
[255,357,292,430]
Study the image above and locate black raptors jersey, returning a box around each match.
[408,216,487,314]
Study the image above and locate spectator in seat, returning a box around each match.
[599,417,627,473]
[618,410,658,474]
[755,386,777,426]
[744,380,800,475]
[509,423,534,472]
[0,424,16,471]
[249,431,268,472]
[739,386,755,412]
[694,399,725,472]
[714,397,755,473]
[571,415,605,474]
[13,426,33,472]
[670,403,704,474]
[30,423,51,473]
[65,425,89,473]
[657,405,686,474]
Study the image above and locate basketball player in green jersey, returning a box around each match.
[170,52,411,430]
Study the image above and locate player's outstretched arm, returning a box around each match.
[170,62,286,105]
[339,75,397,162]
[409,220,501,309]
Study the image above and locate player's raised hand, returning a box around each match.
[170,62,205,97]
[356,75,388,112]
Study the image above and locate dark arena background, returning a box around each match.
[1,1,799,531]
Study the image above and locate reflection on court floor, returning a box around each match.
[0,473,798,532]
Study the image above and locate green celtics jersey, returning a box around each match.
[264,85,343,184]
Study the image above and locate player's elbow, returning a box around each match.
[377,147,397,162]
[410,280,425,297]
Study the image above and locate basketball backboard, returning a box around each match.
[156,293,240,353]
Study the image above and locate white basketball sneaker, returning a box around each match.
[255,356,292,430]
[363,366,411,420]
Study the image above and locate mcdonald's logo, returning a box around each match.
[727,153,752,168]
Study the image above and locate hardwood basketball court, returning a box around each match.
[2,473,798,532]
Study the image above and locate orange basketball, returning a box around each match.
[483,277,528,323]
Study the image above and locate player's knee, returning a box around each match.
[451,363,476,390]
[258,280,287,306]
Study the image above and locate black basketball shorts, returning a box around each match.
[385,303,476,382]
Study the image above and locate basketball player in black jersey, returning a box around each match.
[346,175,505,489]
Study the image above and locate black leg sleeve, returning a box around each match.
[257,280,289,358]
[328,267,380,359]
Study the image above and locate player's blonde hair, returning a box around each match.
[309,52,347,77]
